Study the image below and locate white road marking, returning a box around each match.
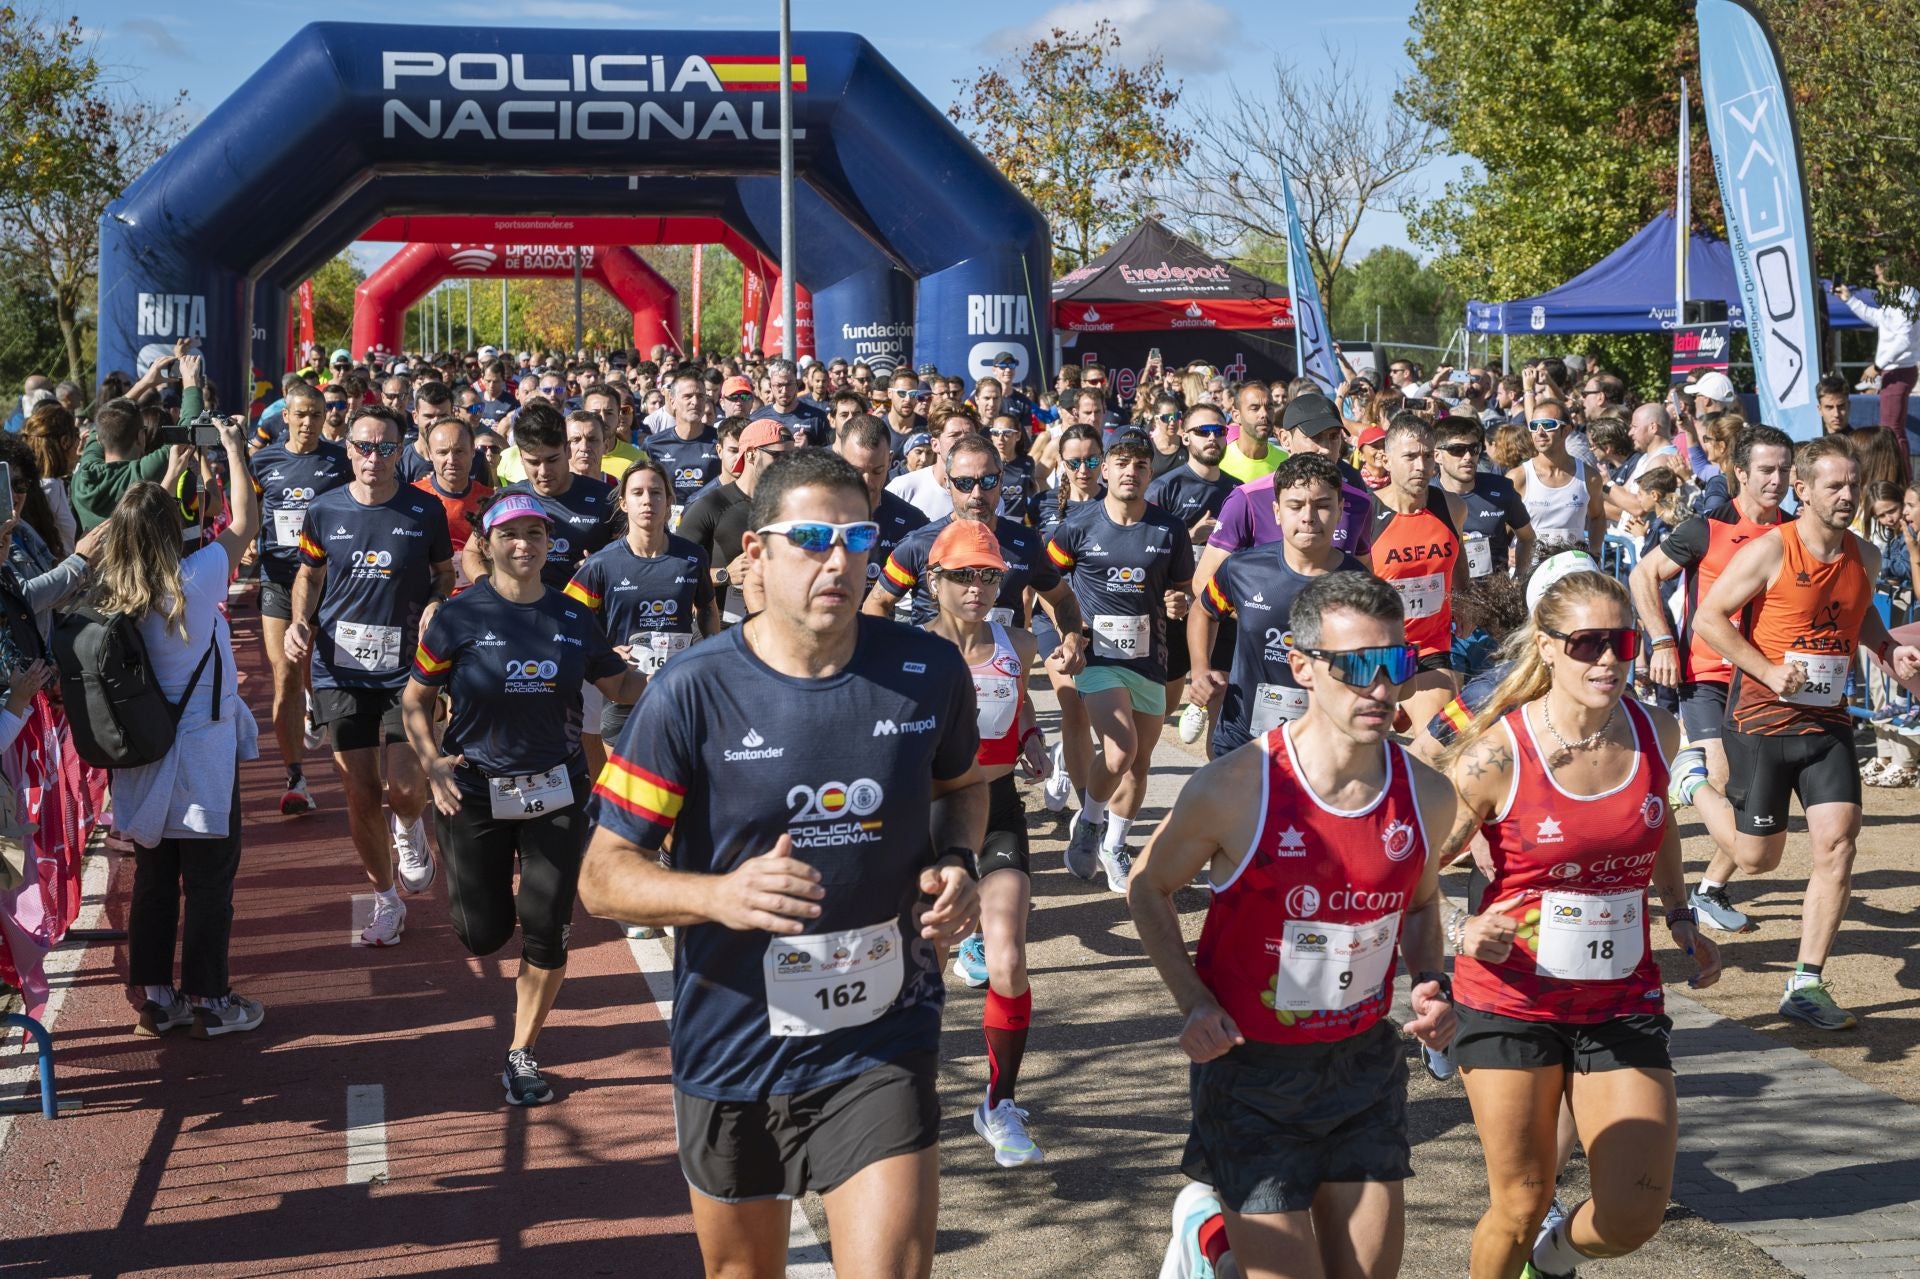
[345,1083,388,1185]
[625,932,835,1276]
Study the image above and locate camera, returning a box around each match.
[156,412,228,449]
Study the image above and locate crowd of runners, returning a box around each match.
[14,336,1920,1279]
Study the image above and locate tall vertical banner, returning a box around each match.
[1696,0,1823,439]
[1675,76,1690,322]
[690,245,704,358]
[1280,166,1338,394]
[297,278,316,349]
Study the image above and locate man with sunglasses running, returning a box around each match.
[1133,571,1457,1279]
[286,405,454,947]
[1049,429,1196,890]
[1695,435,1920,1030]
[582,449,983,1278]
[883,369,932,459]
[1509,399,1607,552]
[1434,415,1533,584]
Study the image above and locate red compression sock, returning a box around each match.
[1197,1213,1230,1266]
[983,987,1031,1107]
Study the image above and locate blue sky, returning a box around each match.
[72,0,1454,270]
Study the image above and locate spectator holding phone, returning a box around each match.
[73,339,202,533]
[1837,264,1919,466]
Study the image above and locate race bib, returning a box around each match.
[1248,682,1309,734]
[1092,612,1150,661]
[1534,890,1645,981]
[272,507,306,549]
[487,766,574,821]
[974,673,1020,739]
[1393,572,1446,620]
[1464,532,1493,579]
[988,607,1015,627]
[629,629,691,675]
[334,621,402,674]
[1274,912,1402,1013]
[1784,650,1850,708]
[763,920,904,1037]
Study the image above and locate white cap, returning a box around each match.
[478,344,499,360]
[1526,549,1602,614]
[1681,370,1736,403]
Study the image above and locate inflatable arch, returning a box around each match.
[350,242,682,357]
[100,26,1050,400]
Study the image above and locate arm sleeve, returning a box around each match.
[592,670,697,849]
[563,557,603,613]
[21,554,90,615]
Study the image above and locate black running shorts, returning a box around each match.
[313,686,407,752]
[1677,681,1727,744]
[1723,725,1859,837]
[976,772,1030,879]
[1452,1005,1673,1074]
[1181,1020,1410,1216]
[260,579,295,622]
[674,1051,939,1202]
[1165,615,1235,684]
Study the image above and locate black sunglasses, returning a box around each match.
[939,567,1005,587]
[348,440,401,458]
[1439,442,1483,457]
[1542,626,1639,664]
[950,474,1002,494]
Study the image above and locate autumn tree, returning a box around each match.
[1168,41,1436,316]
[0,6,186,385]
[951,21,1191,272]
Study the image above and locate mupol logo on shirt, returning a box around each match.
[725,727,785,762]
[872,716,936,737]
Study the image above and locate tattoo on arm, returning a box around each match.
[1438,812,1480,861]
[1635,1174,1666,1194]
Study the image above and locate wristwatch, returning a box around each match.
[713,566,731,585]
[1665,906,1698,928]
[1414,970,1454,1002]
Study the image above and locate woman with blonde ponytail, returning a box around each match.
[1438,552,1721,1279]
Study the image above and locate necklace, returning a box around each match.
[1541,698,1616,754]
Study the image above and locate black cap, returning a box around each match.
[1281,392,1342,437]
[1107,427,1154,456]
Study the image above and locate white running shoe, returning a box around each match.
[1098,843,1134,894]
[392,812,435,893]
[359,894,406,947]
[1177,701,1207,745]
[1159,1181,1226,1279]
[1042,743,1071,811]
[972,1097,1044,1167]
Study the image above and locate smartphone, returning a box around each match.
[1148,347,1162,365]
[1449,370,1469,385]
[0,462,13,526]
[1404,397,1431,412]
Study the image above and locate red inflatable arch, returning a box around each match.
[352,242,681,357]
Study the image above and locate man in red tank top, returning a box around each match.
[1628,423,1794,934]
[1697,436,1920,1031]
[1366,413,1470,764]
[1131,571,1459,1279]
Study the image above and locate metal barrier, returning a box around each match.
[0,1013,65,1120]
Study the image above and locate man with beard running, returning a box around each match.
[1149,407,1239,745]
[1695,434,1920,1029]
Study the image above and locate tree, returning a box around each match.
[1167,42,1437,316]
[0,6,186,385]
[1322,246,1463,359]
[307,253,364,356]
[0,244,69,394]
[950,21,1191,272]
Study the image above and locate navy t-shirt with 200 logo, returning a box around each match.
[298,485,452,691]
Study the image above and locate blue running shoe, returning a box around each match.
[1065,819,1102,880]
[952,933,988,988]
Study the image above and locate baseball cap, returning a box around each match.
[1281,392,1342,438]
[917,362,938,377]
[1525,549,1601,614]
[732,419,789,474]
[478,344,498,360]
[1357,425,1387,450]
[798,354,816,369]
[390,361,411,376]
[482,491,555,533]
[1108,428,1154,458]
[1681,370,1736,403]
[929,520,1007,572]
[330,348,352,365]
[991,351,1019,367]
[722,374,754,398]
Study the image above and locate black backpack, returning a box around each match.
[51,605,219,769]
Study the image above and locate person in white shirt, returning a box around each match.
[1838,265,1918,466]
[886,409,975,521]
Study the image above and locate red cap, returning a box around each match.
[732,418,789,474]
[722,374,754,398]
[1357,425,1387,449]
[928,520,1007,571]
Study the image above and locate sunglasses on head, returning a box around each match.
[1296,643,1420,688]
[1542,626,1639,663]
[348,439,400,458]
[1439,442,1483,457]
[1528,418,1564,432]
[1060,456,1102,471]
[756,520,881,554]
[939,566,1005,587]
[950,473,1002,494]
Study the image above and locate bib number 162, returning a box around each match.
[813,980,868,1012]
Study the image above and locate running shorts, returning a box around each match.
[313,686,407,751]
[1452,1006,1672,1074]
[1181,1020,1410,1216]
[976,772,1030,879]
[1678,680,1728,744]
[1075,664,1167,716]
[601,697,634,745]
[1164,615,1236,684]
[1723,724,1860,837]
[674,1051,939,1202]
[435,772,589,970]
[260,579,294,622]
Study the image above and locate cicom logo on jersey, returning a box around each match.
[1284,885,1320,919]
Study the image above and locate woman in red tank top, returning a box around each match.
[920,520,1049,1168]
[1440,569,1721,1279]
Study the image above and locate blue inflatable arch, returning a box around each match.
[100,25,1051,394]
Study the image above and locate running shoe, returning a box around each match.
[1421,1043,1458,1082]
[1098,843,1134,894]
[1177,701,1207,745]
[952,933,989,988]
[1520,1264,1574,1279]
[972,1097,1043,1167]
[359,894,406,947]
[1042,743,1071,812]
[1689,884,1749,933]
[1158,1181,1226,1279]
[503,1047,555,1106]
[1525,1203,1577,1279]
[1780,979,1857,1031]
[135,988,194,1037]
[190,992,266,1039]
[622,924,659,940]
[392,812,435,893]
[280,777,315,816]
[1064,819,1102,880]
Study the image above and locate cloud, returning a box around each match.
[982,0,1239,75]
[118,18,189,60]
[440,0,668,19]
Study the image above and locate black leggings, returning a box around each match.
[436,779,589,971]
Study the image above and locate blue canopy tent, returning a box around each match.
[1466,212,1866,335]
